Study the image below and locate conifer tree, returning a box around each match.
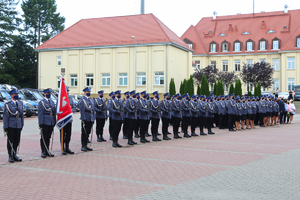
[197,85,201,95]
[169,78,176,96]
[200,75,209,96]
[229,83,235,95]
[179,81,184,95]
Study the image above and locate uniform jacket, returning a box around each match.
[68,95,76,123]
[94,97,107,119]
[160,99,172,119]
[150,98,161,119]
[38,98,56,126]
[213,100,219,114]
[246,101,253,115]
[218,100,226,115]
[79,96,95,122]
[108,98,123,121]
[251,101,257,114]
[181,99,191,117]
[227,99,236,115]
[235,102,243,116]
[137,98,150,120]
[198,100,207,117]
[171,99,182,118]
[3,100,24,129]
[124,97,137,120]
[241,102,247,115]
[190,100,199,117]
[206,101,214,118]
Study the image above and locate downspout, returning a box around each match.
[166,43,168,93]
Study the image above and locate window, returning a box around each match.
[272,59,279,71]
[246,60,253,68]
[222,41,228,52]
[154,72,164,85]
[247,83,253,92]
[288,78,295,91]
[234,60,240,72]
[267,30,275,33]
[57,76,61,88]
[247,41,253,51]
[273,40,279,50]
[234,42,240,51]
[57,56,61,66]
[219,33,226,36]
[85,74,94,86]
[102,73,110,86]
[259,59,266,63]
[188,44,193,49]
[137,73,146,86]
[288,57,295,69]
[224,84,228,92]
[119,73,127,86]
[211,61,216,68]
[210,83,214,91]
[242,32,250,35]
[222,61,228,72]
[210,42,216,52]
[70,74,77,87]
[297,37,300,47]
[273,79,279,90]
[260,41,266,50]
[195,61,200,69]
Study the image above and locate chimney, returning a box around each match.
[235,26,238,33]
[262,21,266,30]
[284,4,288,13]
[229,24,233,33]
[213,11,217,20]
[140,0,145,14]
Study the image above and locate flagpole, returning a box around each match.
[61,128,64,152]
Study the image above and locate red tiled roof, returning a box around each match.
[36,14,190,51]
[181,9,300,55]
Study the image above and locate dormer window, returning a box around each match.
[272,37,280,50]
[188,44,193,49]
[242,32,250,35]
[246,39,254,51]
[221,41,228,52]
[259,38,266,50]
[267,30,275,33]
[219,33,226,36]
[210,41,217,53]
[296,35,300,47]
[233,40,241,52]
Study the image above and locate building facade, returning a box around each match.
[181,7,300,94]
[36,14,193,96]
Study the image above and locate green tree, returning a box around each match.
[169,78,176,96]
[247,91,252,97]
[189,75,194,95]
[179,81,184,95]
[213,80,218,95]
[229,83,235,95]
[257,81,262,97]
[182,79,187,94]
[219,79,224,95]
[200,75,209,96]
[234,79,242,97]
[184,77,194,96]
[197,85,201,95]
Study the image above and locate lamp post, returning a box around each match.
[131,36,137,91]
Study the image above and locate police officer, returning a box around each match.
[171,93,182,139]
[78,87,95,151]
[198,95,207,135]
[124,90,138,145]
[137,91,150,143]
[107,92,114,140]
[190,95,199,136]
[228,94,236,131]
[149,91,161,141]
[218,96,226,129]
[134,93,140,138]
[206,97,215,134]
[94,90,107,142]
[181,94,191,138]
[3,89,24,163]
[38,88,56,158]
[160,93,171,140]
[108,90,123,147]
[145,94,151,137]
[61,87,76,155]
[122,91,130,139]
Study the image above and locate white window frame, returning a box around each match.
[288,57,295,69]
[137,72,146,86]
[272,59,279,71]
[259,59,266,63]
[57,76,61,89]
[234,60,240,72]
[57,56,61,66]
[210,43,216,52]
[222,43,228,52]
[154,72,164,86]
[273,79,279,91]
[118,73,127,86]
[247,42,253,51]
[222,61,228,72]
[102,73,110,86]
[273,40,279,50]
[247,83,253,92]
[246,60,253,68]
[288,78,295,91]
[70,74,77,87]
[194,61,200,69]
[188,44,193,49]
[85,74,94,87]
[297,38,300,48]
[260,41,266,50]
[234,42,240,51]
[224,84,229,93]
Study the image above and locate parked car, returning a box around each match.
[0,101,4,119]
[70,97,80,112]
[69,95,83,101]
[278,92,289,99]
[294,85,300,100]
[261,92,273,97]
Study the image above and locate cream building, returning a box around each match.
[36,14,193,96]
[181,7,300,94]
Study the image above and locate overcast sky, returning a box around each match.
[19,0,300,37]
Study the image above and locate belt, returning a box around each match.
[9,115,21,119]
[85,110,93,114]
[44,113,54,116]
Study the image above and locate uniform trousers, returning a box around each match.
[182,116,190,133]
[199,116,206,130]
[219,115,224,129]
[206,117,213,130]
[41,125,54,152]
[96,118,105,138]
[139,119,147,141]
[172,117,181,134]
[228,114,235,129]
[134,118,140,135]
[151,118,160,135]
[7,128,21,155]
[127,118,136,140]
[109,117,113,137]
[112,119,122,143]
[191,116,198,133]
[62,122,72,145]
[123,118,128,137]
[81,121,93,147]
[161,117,170,137]
[259,113,265,125]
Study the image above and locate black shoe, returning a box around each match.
[200,132,207,135]
[13,154,22,162]
[97,137,102,142]
[128,140,134,145]
[191,133,198,136]
[116,143,122,147]
[168,132,172,135]
[152,137,158,141]
[112,143,118,148]
[62,149,67,155]
[66,148,74,154]
[86,146,93,151]
[8,156,14,163]
[183,134,190,138]
[134,134,140,138]
[145,133,151,137]
[123,136,128,139]
[47,152,54,157]
[174,135,179,139]
[81,147,87,152]
[110,136,113,140]
[157,133,162,135]
[229,129,236,131]
[132,140,137,144]
[156,137,162,141]
[145,139,150,143]
[140,139,146,143]
[208,132,215,134]
[100,137,106,142]
[41,152,47,158]
[163,136,171,140]
[87,140,91,143]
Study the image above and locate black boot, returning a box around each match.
[66,143,74,154]
[128,139,134,145]
[191,132,199,136]
[8,152,14,163]
[116,142,122,147]
[152,134,158,141]
[183,131,189,138]
[47,145,54,157]
[97,135,102,142]
[13,153,22,162]
[200,127,207,135]
[134,133,140,138]
[208,128,215,134]
[112,142,118,148]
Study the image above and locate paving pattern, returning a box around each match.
[0,113,299,200]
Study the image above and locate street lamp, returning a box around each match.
[131,35,137,91]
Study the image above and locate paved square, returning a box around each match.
[0,113,299,199]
